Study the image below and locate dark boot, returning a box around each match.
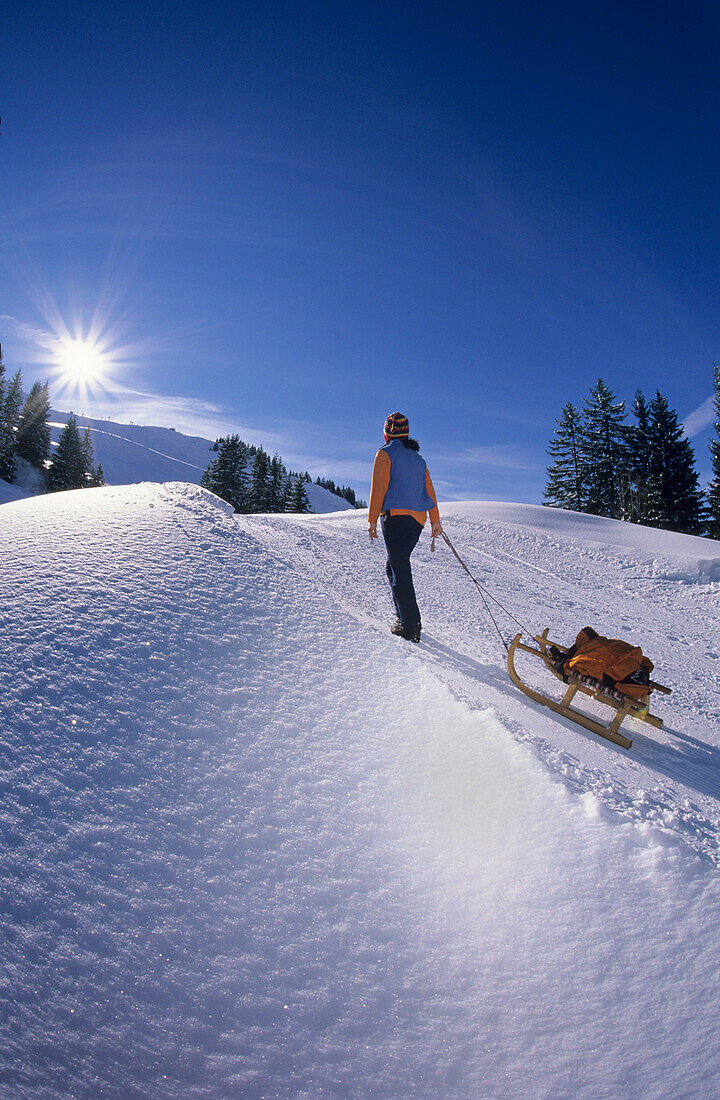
[390,617,404,636]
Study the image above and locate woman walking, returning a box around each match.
[368,412,442,642]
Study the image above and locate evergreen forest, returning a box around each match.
[544,371,720,538]
[200,435,366,515]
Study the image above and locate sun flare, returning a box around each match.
[55,338,107,383]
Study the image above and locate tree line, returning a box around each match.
[545,371,720,537]
[0,346,104,493]
[201,433,367,516]
[200,434,308,514]
[313,476,365,509]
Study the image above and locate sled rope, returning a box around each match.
[439,531,535,654]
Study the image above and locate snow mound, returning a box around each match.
[698,558,720,582]
[3,485,720,1098]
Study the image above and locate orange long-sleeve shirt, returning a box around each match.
[368,448,440,526]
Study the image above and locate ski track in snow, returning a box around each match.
[243,506,720,867]
[47,422,208,472]
[42,414,356,514]
[1,483,720,1099]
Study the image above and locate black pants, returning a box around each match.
[381,514,423,630]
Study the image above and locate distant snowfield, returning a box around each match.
[44,411,356,514]
[2,484,720,1098]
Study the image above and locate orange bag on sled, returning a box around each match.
[564,627,654,701]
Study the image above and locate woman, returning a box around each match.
[368,412,442,643]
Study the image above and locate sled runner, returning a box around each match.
[506,628,671,749]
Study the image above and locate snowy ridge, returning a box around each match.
[44,411,356,513]
[2,485,720,1098]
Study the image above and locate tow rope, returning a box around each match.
[432,530,535,655]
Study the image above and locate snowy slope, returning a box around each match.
[2,486,720,1099]
[0,478,29,504]
[47,411,356,513]
[249,501,720,863]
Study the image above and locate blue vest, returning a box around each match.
[382,440,436,512]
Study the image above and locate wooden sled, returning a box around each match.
[507,628,672,749]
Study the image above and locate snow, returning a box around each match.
[698,558,720,582]
[0,477,29,504]
[8,457,47,499]
[2,485,720,1098]
[46,412,356,513]
[304,480,356,514]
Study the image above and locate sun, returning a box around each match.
[56,338,107,383]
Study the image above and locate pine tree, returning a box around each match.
[282,473,296,512]
[89,462,106,487]
[646,391,706,534]
[288,475,311,513]
[15,380,51,467]
[581,379,627,518]
[249,447,272,512]
[0,345,7,483]
[544,402,585,511]
[48,413,86,491]
[81,427,93,474]
[626,390,651,479]
[0,369,24,482]
[268,454,288,512]
[200,434,248,512]
[79,426,103,487]
[0,347,7,480]
[708,363,720,539]
[618,390,660,524]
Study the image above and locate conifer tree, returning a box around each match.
[81,427,93,473]
[268,454,288,512]
[82,427,105,487]
[618,390,662,524]
[708,363,720,539]
[200,434,248,512]
[581,379,627,518]
[282,473,296,512]
[625,390,651,479]
[249,447,272,512]
[48,413,86,491]
[15,380,51,467]
[544,402,584,511]
[0,369,24,482]
[0,346,7,482]
[288,475,311,513]
[89,462,106,487]
[646,391,706,534]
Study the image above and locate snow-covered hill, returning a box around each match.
[0,477,28,505]
[0,411,357,513]
[2,485,720,1098]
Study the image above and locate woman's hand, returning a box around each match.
[431,522,443,538]
[368,522,378,541]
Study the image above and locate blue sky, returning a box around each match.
[2,0,719,503]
